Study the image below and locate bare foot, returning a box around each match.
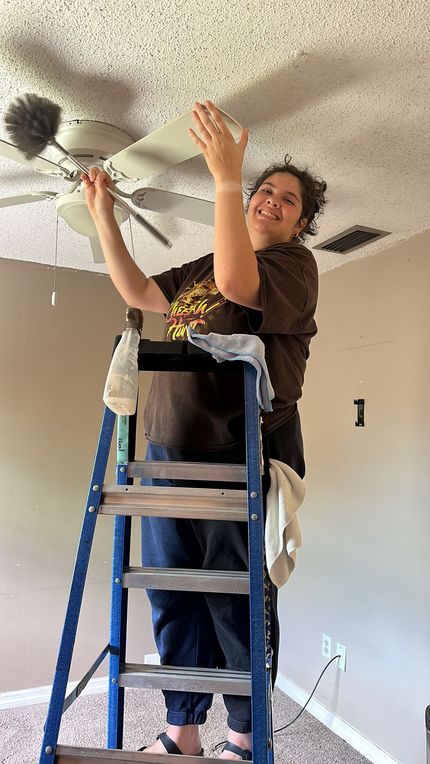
[142,724,202,755]
[219,730,252,760]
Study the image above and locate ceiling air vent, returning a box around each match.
[315,226,391,254]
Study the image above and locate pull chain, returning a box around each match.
[51,215,59,307]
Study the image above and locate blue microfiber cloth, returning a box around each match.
[187,326,275,412]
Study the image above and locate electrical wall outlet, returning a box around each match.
[322,633,331,659]
[336,642,347,671]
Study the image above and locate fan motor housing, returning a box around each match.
[49,120,135,176]
[48,121,134,235]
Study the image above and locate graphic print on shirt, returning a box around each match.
[166,278,226,340]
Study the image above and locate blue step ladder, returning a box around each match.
[39,338,275,764]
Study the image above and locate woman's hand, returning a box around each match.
[188,101,249,187]
[81,167,115,226]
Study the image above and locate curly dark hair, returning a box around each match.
[244,154,328,243]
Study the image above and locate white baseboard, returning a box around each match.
[275,672,401,764]
[0,658,400,764]
[0,653,161,711]
[0,676,109,710]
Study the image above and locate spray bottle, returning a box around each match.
[103,307,143,415]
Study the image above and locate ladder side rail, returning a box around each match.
[107,516,130,748]
[243,363,272,764]
[39,404,116,764]
[108,410,137,749]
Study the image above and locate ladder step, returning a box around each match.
[123,566,249,594]
[55,746,225,763]
[100,486,248,521]
[119,664,251,695]
[128,460,247,482]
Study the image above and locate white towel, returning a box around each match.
[265,459,306,588]
[187,327,275,412]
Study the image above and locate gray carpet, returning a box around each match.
[0,688,372,763]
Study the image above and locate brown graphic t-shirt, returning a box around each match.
[165,278,227,340]
[144,240,318,450]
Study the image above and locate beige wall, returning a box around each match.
[0,259,164,692]
[279,230,430,764]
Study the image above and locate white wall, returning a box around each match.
[278,230,430,764]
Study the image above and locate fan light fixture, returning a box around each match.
[55,186,129,237]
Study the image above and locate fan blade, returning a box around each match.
[0,191,57,208]
[0,138,72,178]
[104,108,243,182]
[89,237,105,263]
[131,187,214,227]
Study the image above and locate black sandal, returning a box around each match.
[222,741,252,760]
[139,731,204,756]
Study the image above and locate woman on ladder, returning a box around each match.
[82,100,327,761]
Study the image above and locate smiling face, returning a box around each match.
[246,172,308,250]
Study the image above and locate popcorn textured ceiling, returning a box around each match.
[0,0,429,278]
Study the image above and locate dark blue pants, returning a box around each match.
[141,411,305,732]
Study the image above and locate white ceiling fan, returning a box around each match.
[0,104,243,262]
